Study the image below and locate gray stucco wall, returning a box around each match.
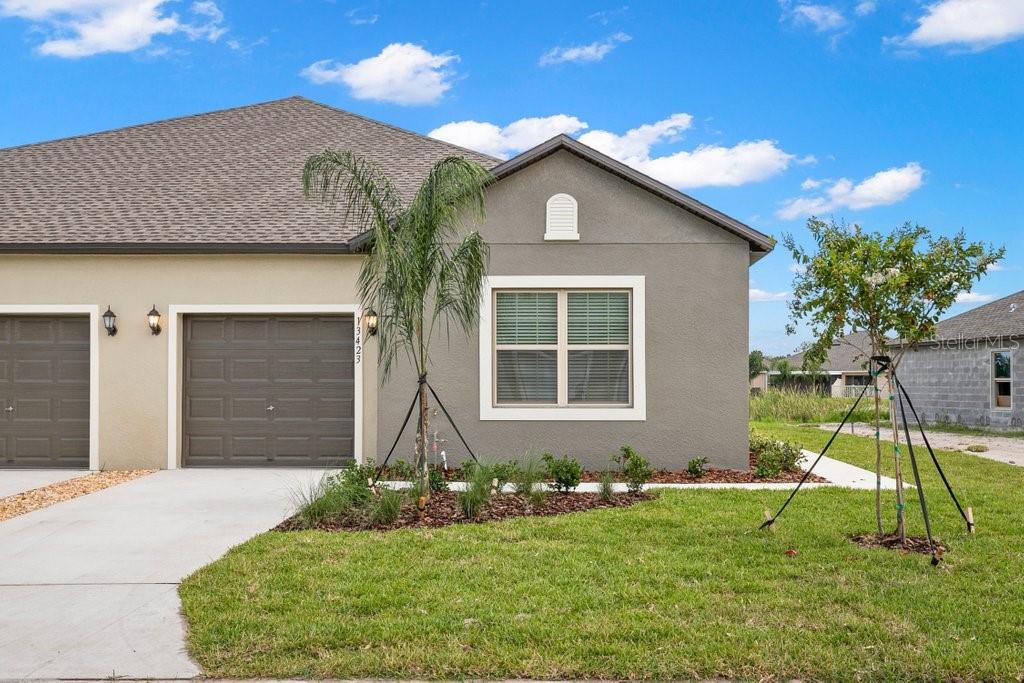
[375,149,753,470]
[896,339,1023,430]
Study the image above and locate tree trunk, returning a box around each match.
[873,371,884,537]
[887,369,907,542]
[416,379,430,500]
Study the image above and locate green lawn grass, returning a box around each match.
[180,423,1024,681]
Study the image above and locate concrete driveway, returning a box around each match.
[0,469,86,498]
[0,468,330,680]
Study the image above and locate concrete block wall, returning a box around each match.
[896,339,1023,430]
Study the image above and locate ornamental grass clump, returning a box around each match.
[458,463,494,519]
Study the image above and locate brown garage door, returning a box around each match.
[182,314,355,467]
[0,316,90,469]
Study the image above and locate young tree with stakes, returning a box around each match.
[785,219,1002,542]
[303,152,491,499]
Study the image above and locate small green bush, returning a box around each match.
[686,457,709,478]
[389,459,416,481]
[491,460,521,492]
[369,488,404,526]
[458,463,494,519]
[542,452,582,493]
[966,444,989,453]
[513,456,547,507]
[291,465,376,528]
[750,430,804,478]
[428,467,449,492]
[614,445,652,493]
[599,471,615,502]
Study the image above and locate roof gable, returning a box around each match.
[490,135,775,259]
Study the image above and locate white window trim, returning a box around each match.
[479,276,645,421]
[166,304,364,469]
[992,349,1013,412]
[0,304,100,471]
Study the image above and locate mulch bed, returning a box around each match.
[275,490,654,533]
[582,452,825,484]
[0,470,156,522]
[849,532,948,557]
[381,452,825,485]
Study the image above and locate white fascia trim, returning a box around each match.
[479,276,646,421]
[166,304,364,469]
[0,304,100,470]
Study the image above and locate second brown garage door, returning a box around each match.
[182,314,355,467]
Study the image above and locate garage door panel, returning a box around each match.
[182,314,355,467]
[1,315,90,469]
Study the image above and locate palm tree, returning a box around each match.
[303,151,491,498]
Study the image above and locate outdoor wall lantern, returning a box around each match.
[147,305,162,335]
[102,306,118,336]
[363,308,379,336]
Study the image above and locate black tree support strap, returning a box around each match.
[895,376,974,532]
[425,381,481,465]
[373,379,482,485]
[897,388,940,565]
[759,380,873,530]
[373,388,420,483]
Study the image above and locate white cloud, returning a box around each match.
[0,0,227,58]
[432,111,796,189]
[750,288,791,302]
[800,177,824,190]
[346,8,378,26]
[785,3,847,31]
[788,262,807,274]
[429,115,589,159]
[956,292,995,303]
[893,0,1024,50]
[855,1,877,16]
[539,31,631,65]
[777,162,925,219]
[301,43,457,105]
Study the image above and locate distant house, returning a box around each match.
[751,331,886,397]
[895,290,1022,430]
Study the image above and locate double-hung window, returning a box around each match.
[480,276,645,421]
[993,351,1012,409]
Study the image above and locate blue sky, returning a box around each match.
[1,0,1022,354]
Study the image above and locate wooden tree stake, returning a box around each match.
[966,506,975,533]
[764,509,775,532]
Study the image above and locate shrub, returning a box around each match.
[542,452,582,493]
[428,467,449,492]
[458,463,494,519]
[614,445,652,493]
[369,488,404,526]
[491,460,521,492]
[513,456,547,507]
[599,471,615,502]
[750,389,889,424]
[687,457,709,478]
[389,459,416,481]
[966,444,989,453]
[750,430,804,478]
[291,465,375,528]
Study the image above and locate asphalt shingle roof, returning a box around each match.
[922,289,1024,342]
[0,96,497,251]
[787,331,875,372]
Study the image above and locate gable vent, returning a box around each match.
[544,193,579,241]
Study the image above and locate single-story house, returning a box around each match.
[0,96,773,472]
[894,290,1022,430]
[752,331,888,397]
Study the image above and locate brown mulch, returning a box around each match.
[275,490,654,533]
[0,470,156,522]
[580,452,826,484]
[849,532,948,557]
[384,452,827,485]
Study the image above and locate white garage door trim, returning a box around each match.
[0,304,100,471]
[166,304,364,470]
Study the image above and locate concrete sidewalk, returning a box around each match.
[0,468,330,680]
[0,469,87,499]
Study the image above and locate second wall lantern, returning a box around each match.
[147,305,162,335]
